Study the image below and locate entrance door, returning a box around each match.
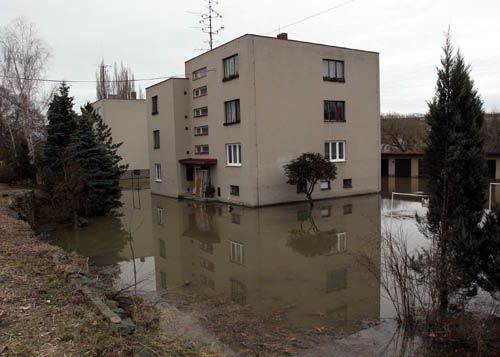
[395,159,412,177]
[194,168,209,198]
[381,159,389,177]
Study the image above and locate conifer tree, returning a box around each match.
[424,33,488,313]
[72,105,122,216]
[43,83,77,193]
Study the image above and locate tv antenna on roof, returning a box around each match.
[191,0,224,51]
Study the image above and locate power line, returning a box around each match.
[0,73,188,84]
[264,0,357,35]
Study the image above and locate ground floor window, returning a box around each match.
[230,185,240,196]
[320,180,331,190]
[343,178,352,189]
[154,163,162,182]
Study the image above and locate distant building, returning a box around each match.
[146,33,380,207]
[92,95,149,178]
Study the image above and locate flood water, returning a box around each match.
[50,177,450,336]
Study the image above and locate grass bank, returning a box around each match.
[0,185,218,356]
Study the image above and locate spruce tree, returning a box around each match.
[424,33,488,312]
[71,105,122,216]
[43,83,77,192]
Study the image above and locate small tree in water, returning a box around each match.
[284,152,336,205]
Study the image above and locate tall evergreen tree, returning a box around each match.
[72,105,122,216]
[424,33,488,313]
[43,83,77,192]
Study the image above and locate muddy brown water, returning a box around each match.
[49,178,441,335]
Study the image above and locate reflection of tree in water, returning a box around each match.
[54,216,129,266]
[287,208,337,257]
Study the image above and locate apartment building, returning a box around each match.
[147,33,380,206]
[92,97,149,178]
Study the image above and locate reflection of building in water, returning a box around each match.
[152,193,381,332]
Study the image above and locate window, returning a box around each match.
[321,207,331,217]
[157,207,164,225]
[152,95,158,114]
[226,143,241,166]
[325,141,346,162]
[194,125,209,136]
[193,85,207,98]
[194,144,209,154]
[193,67,207,80]
[224,99,240,125]
[230,241,244,265]
[230,185,240,196]
[200,275,215,289]
[200,257,215,272]
[320,180,331,190]
[297,181,307,194]
[193,106,208,117]
[337,232,347,252]
[223,54,239,81]
[154,163,162,182]
[343,204,353,215]
[153,130,160,149]
[324,101,345,122]
[323,59,345,81]
[160,271,167,289]
[343,178,352,189]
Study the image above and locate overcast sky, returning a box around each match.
[1,0,499,114]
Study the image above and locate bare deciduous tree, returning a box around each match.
[95,60,137,100]
[0,17,50,161]
[381,116,428,153]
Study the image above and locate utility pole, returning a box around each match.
[199,0,224,51]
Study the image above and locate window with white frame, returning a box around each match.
[194,125,209,136]
[337,232,347,252]
[224,99,240,124]
[193,67,207,80]
[322,59,345,81]
[193,85,207,98]
[230,241,244,265]
[154,163,162,182]
[193,106,208,117]
[157,207,164,225]
[223,54,239,80]
[195,144,209,154]
[325,141,346,162]
[226,143,241,166]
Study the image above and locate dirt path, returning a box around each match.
[0,185,219,356]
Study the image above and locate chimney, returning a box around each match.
[277,32,288,40]
[130,91,137,100]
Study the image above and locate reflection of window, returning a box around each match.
[337,232,347,252]
[199,257,215,272]
[230,278,246,305]
[159,239,166,258]
[327,305,348,322]
[231,213,240,225]
[321,207,331,217]
[157,207,164,225]
[160,271,167,289]
[199,241,213,254]
[200,275,215,289]
[343,204,353,215]
[326,269,347,293]
[230,241,244,265]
